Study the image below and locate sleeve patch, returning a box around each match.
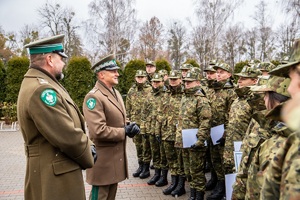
[86,98,96,110]
[40,89,57,106]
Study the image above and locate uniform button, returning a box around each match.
[120,159,122,161]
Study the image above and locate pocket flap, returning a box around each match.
[52,159,81,175]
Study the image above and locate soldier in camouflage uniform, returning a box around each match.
[156,70,185,195]
[245,76,291,199]
[158,69,170,89]
[180,63,192,78]
[206,62,237,200]
[145,60,156,82]
[260,38,300,200]
[142,73,168,186]
[231,76,273,200]
[126,70,152,178]
[201,60,218,190]
[175,71,212,200]
[223,64,260,174]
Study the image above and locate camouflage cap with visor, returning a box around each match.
[145,60,156,67]
[257,62,276,72]
[180,63,193,70]
[135,70,147,77]
[213,62,232,73]
[151,73,164,81]
[269,39,300,77]
[183,71,199,81]
[169,70,182,79]
[158,69,168,76]
[235,64,261,78]
[251,75,291,98]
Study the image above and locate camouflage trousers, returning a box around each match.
[149,134,161,169]
[142,134,152,164]
[132,134,143,162]
[210,139,225,180]
[162,140,178,175]
[182,147,207,191]
[159,139,168,169]
[176,148,185,176]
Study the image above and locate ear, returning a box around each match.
[45,54,54,67]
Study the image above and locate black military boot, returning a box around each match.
[205,169,218,191]
[132,161,143,178]
[171,176,186,197]
[155,169,168,187]
[206,180,225,200]
[163,175,178,195]
[147,168,161,185]
[139,163,150,179]
[195,191,205,200]
[188,188,196,200]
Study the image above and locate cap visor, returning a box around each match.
[57,52,68,58]
[269,61,300,77]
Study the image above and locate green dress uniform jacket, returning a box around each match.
[17,68,94,200]
[83,81,128,186]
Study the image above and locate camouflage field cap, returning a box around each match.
[169,70,182,79]
[135,70,147,77]
[24,34,68,58]
[158,69,168,76]
[151,73,163,81]
[180,63,193,70]
[257,62,276,72]
[235,64,261,78]
[204,65,216,72]
[145,60,156,67]
[92,54,120,73]
[213,62,232,73]
[269,39,300,77]
[183,71,198,81]
[251,76,291,97]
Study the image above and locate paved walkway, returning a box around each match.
[0,129,212,200]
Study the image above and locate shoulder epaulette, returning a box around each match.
[37,78,49,85]
[89,88,98,94]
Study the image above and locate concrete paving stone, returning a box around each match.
[0,129,214,200]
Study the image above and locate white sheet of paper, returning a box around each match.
[210,124,224,145]
[225,173,237,200]
[234,141,243,152]
[182,129,198,148]
[234,151,243,172]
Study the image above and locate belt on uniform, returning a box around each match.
[24,144,39,157]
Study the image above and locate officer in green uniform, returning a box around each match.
[176,71,212,200]
[17,35,95,200]
[126,70,152,178]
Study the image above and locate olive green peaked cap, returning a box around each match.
[270,38,300,77]
[24,34,68,58]
[251,76,291,98]
[135,70,147,77]
[92,54,119,73]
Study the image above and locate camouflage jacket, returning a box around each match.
[261,130,300,200]
[125,82,152,128]
[246,104,292,199]
[141,86,166,135]
[156,84,184,141]
[223,87,253,172]
[232,110,274,200]
[210,79,237,128]
[175,86,212,148]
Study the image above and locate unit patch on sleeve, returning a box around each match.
[86,98,96,110]
[40,89,57,106]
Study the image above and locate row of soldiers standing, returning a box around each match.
[125,38,300,200]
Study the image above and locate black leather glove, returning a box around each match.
[125,123,140,138]
[216,137,225,146]
[91,145,97,164]
[156,135,161,144]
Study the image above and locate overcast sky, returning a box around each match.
[0,0,286,33]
